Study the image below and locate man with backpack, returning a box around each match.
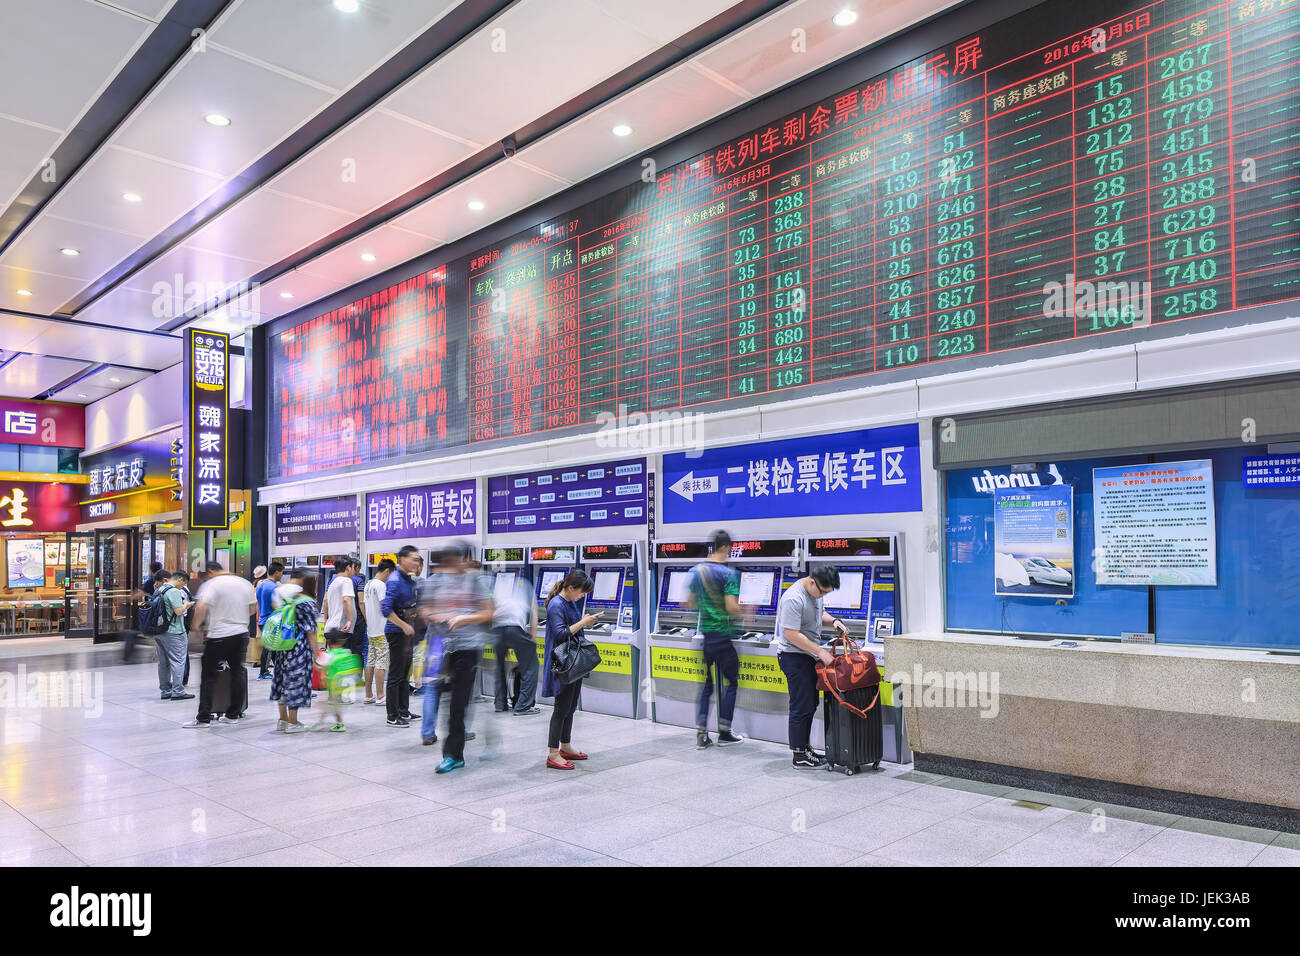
[149,570,194,701]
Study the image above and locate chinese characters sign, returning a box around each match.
[0,482,79,532]
[274,495,359,547]
[0,398,84,449]
[184,330,229,529]
[86,456,146,498]
[1243,455,1300,487]
[365,479,476,541]
[1093,460,1216,586]
[79,428,182,522]
[993,485,1075,598]
[661,425,921,523]
[488,458,647,532]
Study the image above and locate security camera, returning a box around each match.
[501,136,517,159]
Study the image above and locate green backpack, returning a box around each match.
[261,597,303,651]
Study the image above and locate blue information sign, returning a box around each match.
[1243,455,1300,487]
[488,457,647,532]
[662,425,922,524]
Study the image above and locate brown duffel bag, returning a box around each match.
[814,633,881,719]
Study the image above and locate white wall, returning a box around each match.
[83,364,182,456]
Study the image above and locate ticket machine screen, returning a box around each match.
[493,570,517,602]
[821,571,865,611]
[737,570,777,608]
[588,568,623,606]
[536,569,566,601]
[660,568,693,608]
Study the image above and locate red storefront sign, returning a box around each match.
[0,398,85,449]
[0,481,80,532]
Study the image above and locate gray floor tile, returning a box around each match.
[615,818,780,866]
[710,833,860,867]
[455,836,617,867]
[873,817,1032,866]
[561,803,714,854]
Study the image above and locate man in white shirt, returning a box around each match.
[363,558,396,705]
[322,556,359,639]
[184,561,257,727]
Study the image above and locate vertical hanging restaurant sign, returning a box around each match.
[184,329,230,529]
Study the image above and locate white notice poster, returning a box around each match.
[1093,459,1216,586]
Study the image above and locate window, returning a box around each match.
[0,443,17,471]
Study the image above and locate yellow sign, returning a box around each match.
[736,653,787,693]
[591,642,632,675]
[650,645,705,683]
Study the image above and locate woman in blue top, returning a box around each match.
[543,569,597,770]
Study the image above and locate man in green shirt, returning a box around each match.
[157,571,194,701]
[687,530,744,750]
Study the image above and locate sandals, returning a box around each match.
[546,756,575,770]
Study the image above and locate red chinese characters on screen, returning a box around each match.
[273,268,449,478]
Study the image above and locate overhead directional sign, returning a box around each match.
[488,457,647,532]
[661,424,922,524]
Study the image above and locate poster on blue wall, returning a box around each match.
[1094,459,1216,586]
[662,424,921,524]
[993,485,1075,597]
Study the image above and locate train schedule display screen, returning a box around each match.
[465,0,1300,442]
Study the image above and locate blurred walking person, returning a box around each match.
[493,571,540,716]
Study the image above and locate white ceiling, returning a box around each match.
[0,0,962,400]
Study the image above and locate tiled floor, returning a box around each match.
[2,657,1298,867]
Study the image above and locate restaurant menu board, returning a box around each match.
[268,268,462,479]
[1093,459,1216,585]
[488,458,647,532]
[6,538,44,588]
[465,0,1300,441]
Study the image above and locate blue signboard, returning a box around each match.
[662,424,922,524]
[1243,455,1300,487]
[366,479,476,540]
[488,457,647,532]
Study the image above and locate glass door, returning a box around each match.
[65,531,95,639]
[92,527,137,642]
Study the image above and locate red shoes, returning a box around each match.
[559,750,588,760]
[546,756,574,770]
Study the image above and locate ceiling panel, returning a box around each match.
[390,158,567,247]
[72,365,154,390]
[0,118,61,210]
[270,108,477,216]
[74,286,181,331]
[49,382,116,403]
[0,355,91,398]
[384,0,658,148]
[0,266,88,316]
[0,313,54,353]
[211,0,460,92]
[294,223,439,294]
[522,62,745,183]
[41,145,226,239]
[121,242,270,303]
[99,333,184,371]
[111,47,334,179]
[696,0,964,100]
[591,0,740,45]
[0,0,149,129]
[184,189,354,266]
[0,213,148,283]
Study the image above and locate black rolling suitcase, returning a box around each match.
[823,684,883,776]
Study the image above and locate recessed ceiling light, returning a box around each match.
[280,291,294,299]
[467,200,485,212]
[16,289,32,296]
[333,0,359,11]
[122,192,142,203]
[204,113,231,127]
[833,8,858,26]
[360,252,376,262]
[612,124,632,137]
[109,377,121,383]
[59,247,79,256]
[77,393,87,398]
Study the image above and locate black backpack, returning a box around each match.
[142,585,176,635]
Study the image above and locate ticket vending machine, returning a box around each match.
[723,537,811,747]
[646,540,711,729]
[806,534,910,764]
[578,542,643,719]
[479,546,530,699]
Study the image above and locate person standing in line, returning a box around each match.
[182,561,257,728]
[156,570,194,701]
[380,545,422,727]
[349,564,369,673]
[428,543,494,774]
[321,556,358,649]
[773,566,847,769]
[269,569,319,733]
[362,559,395,705]
[687,530,745,750]
[492,571,540,716]
[255,563,284,680]
[141,561,164,597]
[542,569,598,771]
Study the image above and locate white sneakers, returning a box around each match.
[276,719,288,732]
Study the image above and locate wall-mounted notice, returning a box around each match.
[1093,460,1216,586]
[993,484,1074,598]
[488,458,646,532]
[365,479,476,540]
[274,495,359,547]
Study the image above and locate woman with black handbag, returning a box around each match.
[543,569,598,770]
